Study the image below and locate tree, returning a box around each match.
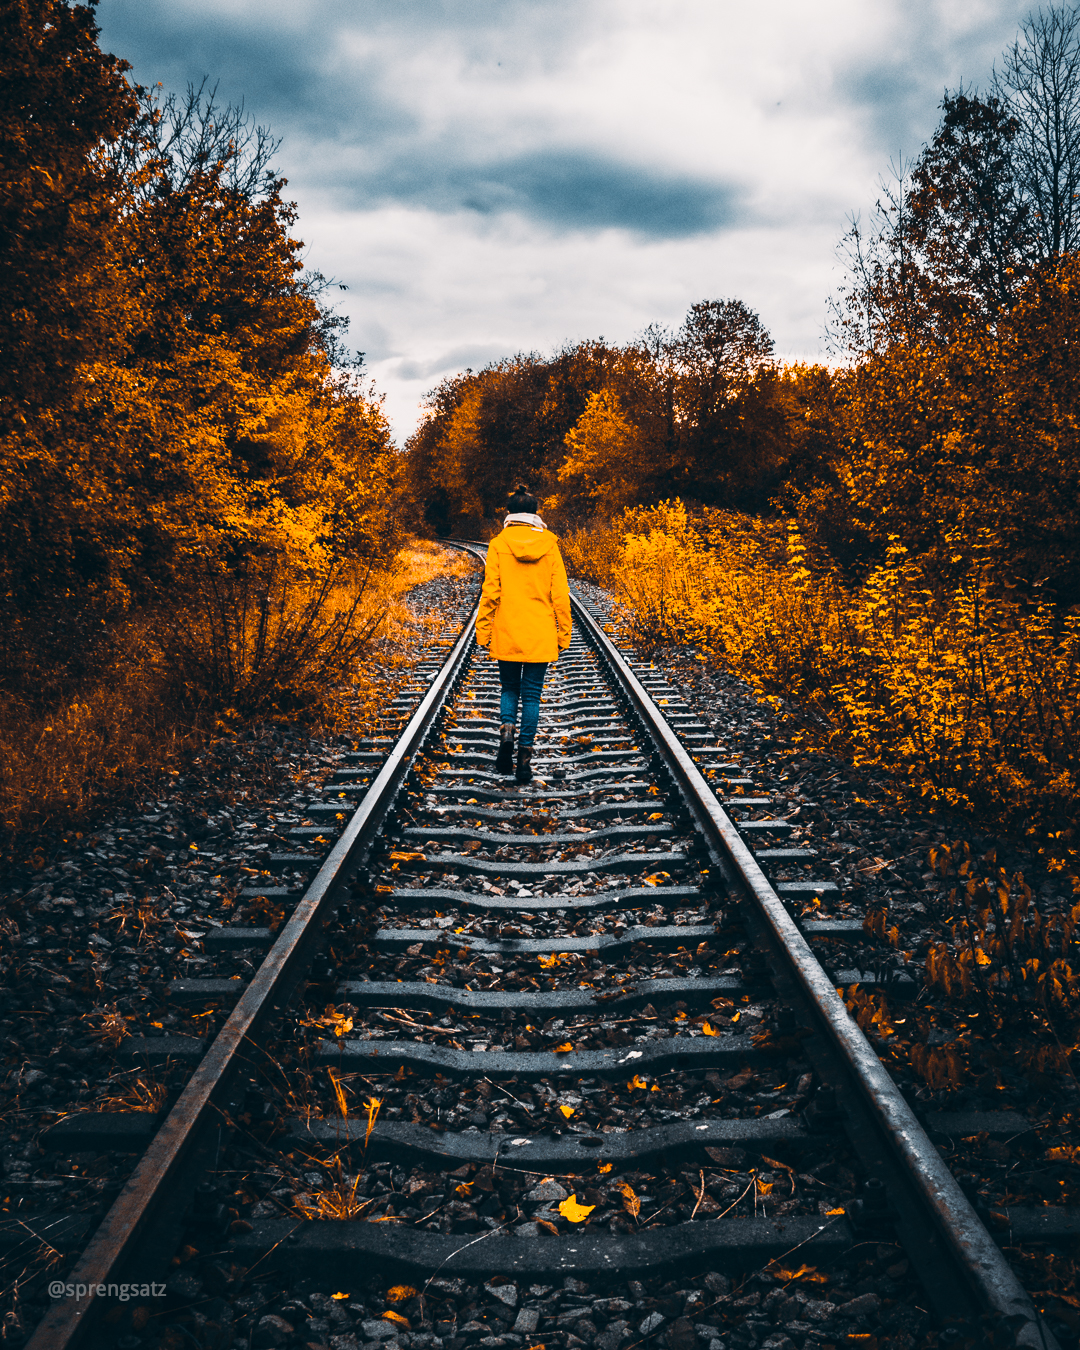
[831,93,1032,354]
[555,389,639,515]
[995,2,1080,261]
[0,0,135,457]
[908,91,1033,329]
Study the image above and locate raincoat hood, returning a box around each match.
[502,526,558,564]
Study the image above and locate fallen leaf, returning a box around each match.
[558,1194,595,1223]
[554,1043,574,1053]
[647,812,664,822]
[825,1207,846,1216]
[702,1022,717,1036]
[383,1311,410,1327]
[598,1162,613,1173]
[389,851,427,862]
[559,1104,575,1118]
[628,1074,649,1090]
[771,1265,827,1284]
[643,872,671,887]
[387,1286,418,1303]
[332,1292,350,1301]
[618,1182,641,1219]
[536,1219,559,1235]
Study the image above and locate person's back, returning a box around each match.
[475,487,571,782]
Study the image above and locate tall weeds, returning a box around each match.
[0,540,474,854]
[567,501,1080,847]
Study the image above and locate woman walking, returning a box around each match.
[476,487,572,784]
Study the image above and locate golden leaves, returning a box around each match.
[387,1287,418,1304]
[558,1195,595,1223]
[771,1265,828,1284]
[538,952,571,969]
[318,1007,354,1038]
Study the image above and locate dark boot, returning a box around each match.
[516,745,533,784]
[495,723,515,775]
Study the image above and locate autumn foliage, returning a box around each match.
[0,0,399,843]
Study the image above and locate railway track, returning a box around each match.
[23,543,1063,1350]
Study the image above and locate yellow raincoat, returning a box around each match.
[476,525,572,662]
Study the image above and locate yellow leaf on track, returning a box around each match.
[647,812,664,821]
[332,1292,350,1301]
[628,1074,648,1090]
[383,1311,410,1327]
[559,1104,575,1117]
[643,872,670,887]
[598,1162,613,1173]
[558,1195,595,1223]
[702,1022,717,1036]
[772,1265,827,1284]
[554,1043,574,1053]
[389,851,426,862]
[387,1286,418,1303]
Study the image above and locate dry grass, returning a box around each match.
[92,1071,169,1114]
[0,539,478,858]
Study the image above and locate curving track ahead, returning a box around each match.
[26,543,1056,1350]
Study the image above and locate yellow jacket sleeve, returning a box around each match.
[552,544,572,649]
[476,544,501,647]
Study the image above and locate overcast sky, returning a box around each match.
[96,0,1033,441]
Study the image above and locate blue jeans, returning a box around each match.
[498,661,548,748]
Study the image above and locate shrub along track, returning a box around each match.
[22,545,1067,1350]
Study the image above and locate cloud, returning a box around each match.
[332,147,743,237]
[95,0,1039,439]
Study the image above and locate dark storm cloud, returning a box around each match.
[97,0,407,138]
[97,0,738,238]
[337,148,743,237]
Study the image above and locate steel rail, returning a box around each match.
[26,595,482,1350]
[453,539,1055,1349]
